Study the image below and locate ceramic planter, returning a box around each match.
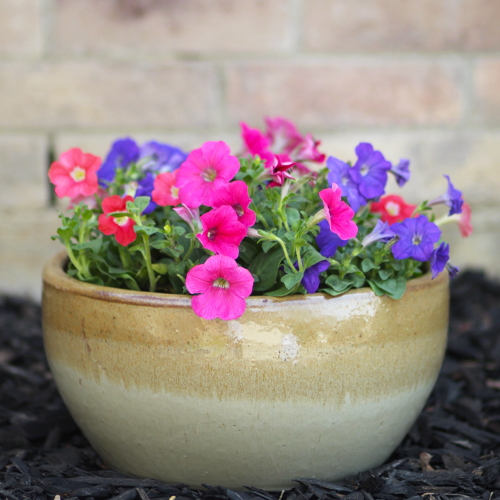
[42,251,449,490]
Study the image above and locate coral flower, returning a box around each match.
[457,201,472,237]
[197,206,248,259]
[209,181,256,228]
[152,170,180,207]
[318,185,358,240]
[186,254,254,320]
[370,194,417,225]
[49,148,101,199]
[98,195,137,246]
[176,141,240,208]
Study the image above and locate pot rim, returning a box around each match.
[43,250,447,308]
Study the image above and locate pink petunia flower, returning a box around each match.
[294,133,326,163]
[152,170,180,207]
[268,154,296,188]
[318,184,358,240]
[209,181,256,228]
[173,204,202,233]
[197,206,247,259]
[49,148,101,199]
[241,122,270,155]
[67,188,107,210]
[186,254,254,320]
[98,195,137,246]
[176,141,240,208]
[457,201,472,237]
[264,117,303,155]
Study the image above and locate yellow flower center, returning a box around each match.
[386,201,400,217]
[113,215,129,226]
[201,167,217,182]
[171,186,179,198]
[70,166,86,182]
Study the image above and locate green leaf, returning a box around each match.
[389,277,406,299]
[378,269,391,281]
[249,248,285,292]
[135,225,160,236]
[285,207,300,226]
[362,258,379,273]
[72,239,103,254]
[150,240,170,250]
[367,279,386,297]
[325,275,353,293]
[57,227,74,242]
[133,196,151,214]
[239,238,259,265]
[302,248,327,268]
[152,263,168,275]
[262,240,278,253]
[322,285,353,296]
[265,286,294,297]
[349,273,366,288]
[281,271,303,290]
[373,277,396,295]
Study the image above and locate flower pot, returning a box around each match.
[42,251,449,491]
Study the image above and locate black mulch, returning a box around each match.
[1,271,499,500]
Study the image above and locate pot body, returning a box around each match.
[42,252,449,490]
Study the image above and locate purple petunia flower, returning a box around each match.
[430,242,449,279]
[316,220,349,258]
[140,141,188,173]
[326,156,366,212]
[446,262,459,279]
[97,138,140,183]
[390,159,411,188]
[349,143,391,200]
[391,215,441,262]
[361,219,396,248]
[300,259,330,294]
[429,175,463,216]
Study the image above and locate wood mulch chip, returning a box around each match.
[0,270,499,500]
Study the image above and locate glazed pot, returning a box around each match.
[42,251,449,490]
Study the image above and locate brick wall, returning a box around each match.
[1,0,499,300]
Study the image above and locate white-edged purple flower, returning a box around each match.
[361,219,396,248]
[349,143,391,200]
[97,138,140,183]
[326,156,366,212]
[300,260,330,294]
[430,242,449,279]
[391,215,441,262]
[316,220,349,258]
[140,141,188,173]
[446,262,459,278]
[390,159,411,188]
[429,175,463,216]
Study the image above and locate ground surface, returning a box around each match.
[0,271,499,500]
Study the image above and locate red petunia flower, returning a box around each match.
[152,170,180,207]
[49,148,101,199]
[98,195,137,246]
[370,194,417,225]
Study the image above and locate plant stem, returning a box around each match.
[295,247,303,272]
[183,238,195,263]
[142,233,156,293]
[65,243,91,279]
[118,244,131,270]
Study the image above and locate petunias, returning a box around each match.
[430,242,450,279]
[97,138,140,184]
[268,155,296,187]
[209,181,256,228]
[295,134,326,163]
[391,215,441,262]
[361,220,395,248]
[197,206,247,259]
[349,143,391,200]
[123,172,157,214]
[186,254,254,320]
[176,141,240,207]
[390,159,411,187]
[264,117,303,155]
[429,175,463,216]
[301,260,330,294]
[316,220,349,258]
[139,141,188,173]
[326,156,366,213]
[153,170,180,207]
[98,195,137,246]
[318,185,358,240]
[49,148,101,199]
[457,201,472,237]
[370,194,417,225]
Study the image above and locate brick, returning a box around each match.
[0,135,49,209]
[52,0,292,56]
[302,0,460,52]
[0,0,43,56]
[460,0,500,51]
[226,61,464,128]
[473,58,500,126]
[0,61,218,129]
[0,208,61,301]
[319,130,500,206]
